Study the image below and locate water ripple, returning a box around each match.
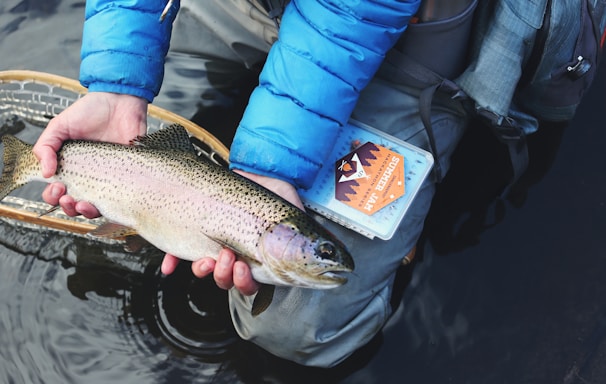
[0,222,245,383]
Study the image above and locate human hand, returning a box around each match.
[161,170,305,296]
[33,92,148,218]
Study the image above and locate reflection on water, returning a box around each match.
[1,1,606,383]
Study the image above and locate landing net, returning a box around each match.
[0,70,229,239]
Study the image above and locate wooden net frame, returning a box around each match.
[0,70,229,237]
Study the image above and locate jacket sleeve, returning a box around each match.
[80,0,179,102]
[229,0,420,190]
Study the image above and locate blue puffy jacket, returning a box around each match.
[80,0,420,189]
[230,1,420,189]
[80,0,179,102]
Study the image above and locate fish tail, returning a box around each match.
[0,135,39,200]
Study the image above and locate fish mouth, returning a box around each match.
[315,271,349,286]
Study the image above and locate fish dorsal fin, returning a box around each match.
[89,222,139,239]
[130,124,196,154]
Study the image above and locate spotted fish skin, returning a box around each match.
[0,125,354,289]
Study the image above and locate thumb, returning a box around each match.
[32,141,59,179]
[33,120,67,178]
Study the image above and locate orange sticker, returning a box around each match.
[335,142,405,215]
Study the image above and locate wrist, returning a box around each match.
[104,92,148,136]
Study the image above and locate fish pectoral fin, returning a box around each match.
[251,284,275,317]
[236,252,262,267]
[88,222,139,239]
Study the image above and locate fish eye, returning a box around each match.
[316,242,336,259]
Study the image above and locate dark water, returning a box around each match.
[1,1,606,383]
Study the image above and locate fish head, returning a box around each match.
[259,217,354,289]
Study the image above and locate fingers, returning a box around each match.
[213,249,236,289]
[74,200,101,219]
[189,249,259,295]
[232,260,260,296]
[57,195,78,217]
[161,254,180,275]
[41,184,101,218]
[33,144,59,179]
[165,251,260,296]
[42,183,65,206]
[212,249,259,295]
[33,120,66,179]
[192,257,215,278]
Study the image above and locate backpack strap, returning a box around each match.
[382,45,529,198]
[379,48,468,182]
[475,107,528,199]
[517,0,552,90]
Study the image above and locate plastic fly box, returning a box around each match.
[298,120,434,240]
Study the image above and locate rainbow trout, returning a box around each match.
[0,125,354,313]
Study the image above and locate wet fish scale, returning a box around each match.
[0,125,354,289]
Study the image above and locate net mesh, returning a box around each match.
[0,78,81,126]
